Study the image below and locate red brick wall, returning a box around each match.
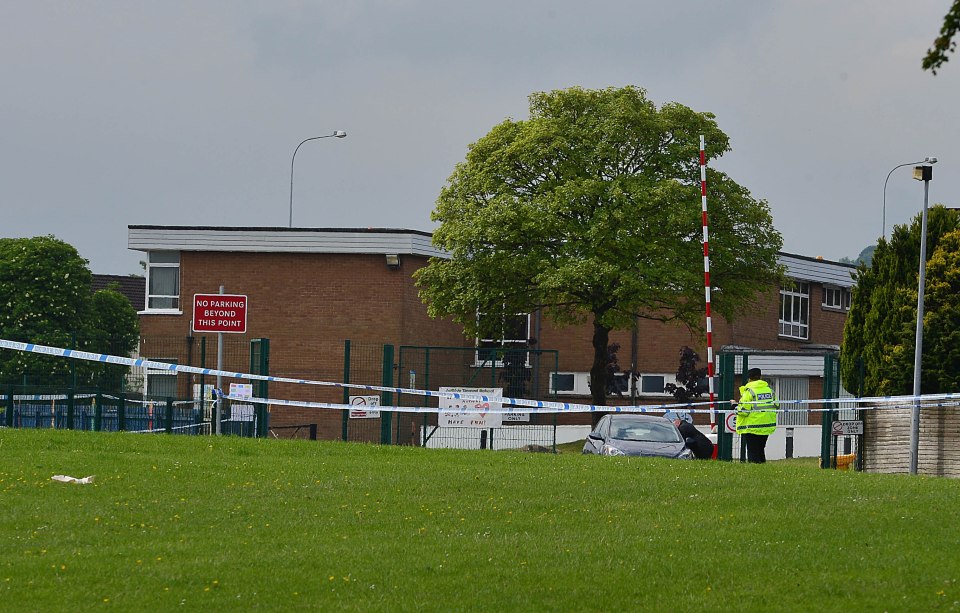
[139,251,469,429]
[139,251,849,431]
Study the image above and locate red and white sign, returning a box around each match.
[193,294,248,334]
[349,395,381,419]
[831,420,863,436]
[724,411,737,434]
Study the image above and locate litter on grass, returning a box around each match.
[51,475,95,484]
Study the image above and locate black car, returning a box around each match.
[583,414,694,459]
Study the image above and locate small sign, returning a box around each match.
[724,411,737,434]
[349,395,381,419]
[193,293,248,334]
[230,383,253,399]
[831,420,864,436]
[503,411,529,423]
[438,387,503,428]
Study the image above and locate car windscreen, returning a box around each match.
[610,420,681,443]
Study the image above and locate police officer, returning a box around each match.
[665,411,715,460]
[735,368,778,463]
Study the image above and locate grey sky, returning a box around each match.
[3,1,957,275]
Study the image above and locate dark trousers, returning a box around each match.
[743,433,768,464]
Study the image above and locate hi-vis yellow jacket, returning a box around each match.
[736,380,778,435]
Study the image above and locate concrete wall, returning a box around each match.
[864,406,960,477]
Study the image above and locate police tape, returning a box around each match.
[0,393,97,401]
[0,393,200,407]
[126,422,207,434]
[219,392,960,416]
[4,338,960,415]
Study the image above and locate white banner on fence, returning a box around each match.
[439,387,503,428]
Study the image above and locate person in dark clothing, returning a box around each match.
[665,411,714,459]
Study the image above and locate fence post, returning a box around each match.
[165,397,174,434]
[118,393,126,431]
[716,354,735,461]
[820,354,838,469]
[251,338,270,438]
[5,385,13,428]
[424,347,430,395]
[380,344,394,445]
[856,356,866,471]
[67,389,75,430]
[94,392,103,432]
[199,336,207,427]
[342,340,351,442]
[738,354,748,463]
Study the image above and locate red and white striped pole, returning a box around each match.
[700,135,717,430]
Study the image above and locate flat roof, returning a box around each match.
[128,226,445,258]
[128,226,857,287]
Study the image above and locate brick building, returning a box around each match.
[128,225,855,438]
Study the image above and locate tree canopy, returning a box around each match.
[0,236,140,388]
[416,86,782,406]
[840,206,960,396]
[923,0,960,74]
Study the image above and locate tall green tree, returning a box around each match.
[841,206,960,395]
[922,228,960,392]
[416,86,782,406]
[923,0,960,74]
[0,236,140,388]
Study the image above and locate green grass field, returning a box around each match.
[2,429,959,612]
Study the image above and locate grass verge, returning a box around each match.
[1,429,958,611]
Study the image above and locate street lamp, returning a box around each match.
[883,157,937,240]
[909,157,937,475]
[289,131,347,228]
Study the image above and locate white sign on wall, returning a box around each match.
[831,420,863,436]
[349,395,382,419]
[439,387,503,428]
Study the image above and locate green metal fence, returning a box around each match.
[0,335,270,437]
[714,351,860,468]
[339,341,392,444]
[1,386,204,434]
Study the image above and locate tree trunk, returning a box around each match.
[590,318,610,426]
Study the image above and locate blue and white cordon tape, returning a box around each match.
[2,338,959,415]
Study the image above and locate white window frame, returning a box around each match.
[779,280,810,340]
[144,251,181,313]
[144,358,179,399]
[475,312,531,366]
[822,284,851,311]
[635,373,681,397]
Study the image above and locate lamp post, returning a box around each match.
[909,157,936,475]
[883,157,937,240]
[289,131,347,228]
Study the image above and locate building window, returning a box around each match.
[822,285,851,311]
[779,281,810,340]
[146,251,180,310]
[145,359,178,399]
[476,312,530,365]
